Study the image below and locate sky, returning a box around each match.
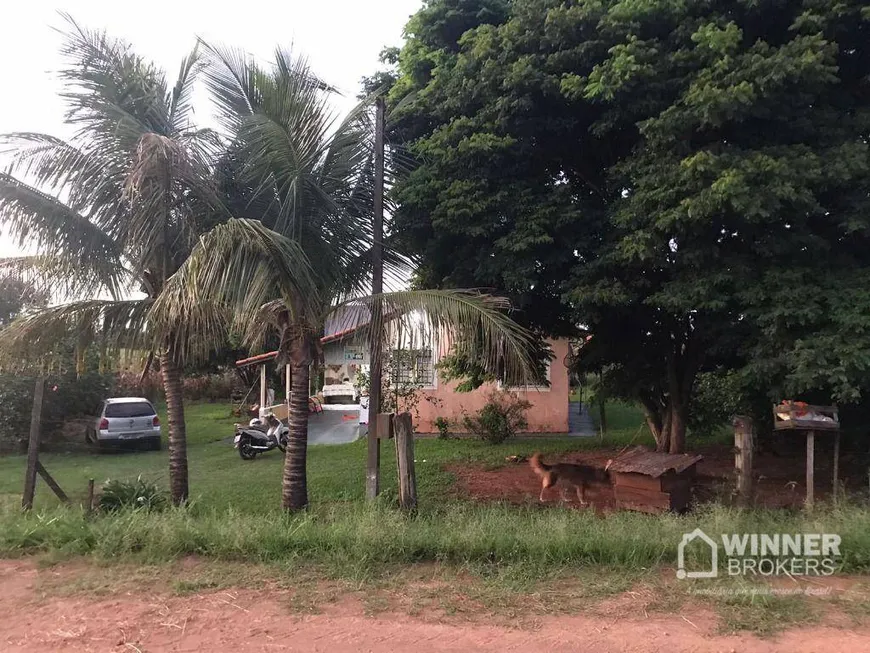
[0,0,423,257]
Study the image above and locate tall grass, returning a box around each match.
[2,501,869,580]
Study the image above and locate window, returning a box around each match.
[501,360,551,392]
[388,347,436,388]
[104,402,155,418]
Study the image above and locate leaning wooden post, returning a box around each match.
[394,413,417,512]
[22,377,45,511]
[366,96,386,501]
[22,377,45,510]
[806,430,815,510]
[733,415,754,507]
[36,461,69,504]
[833,430,841,505]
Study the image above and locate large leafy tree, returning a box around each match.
[386,0,870,452]
[156,46,540,510]
[0,16,222,501]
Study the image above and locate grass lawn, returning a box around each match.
[1,401,869,633]
[0,401,664,514]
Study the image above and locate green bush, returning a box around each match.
[434,416,451,439]
[99,476,168,513]
[463,390,532,444]
[689,369,750,438]
[0,372,114,453]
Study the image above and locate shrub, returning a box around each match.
[0,372,114,453]
[116,370,241,403]
[434,416,451,439]
[182,372,239,402]
[463,390,532,444]
[689,368,750,438]
[99,476,167,513]
[114,370,163,402]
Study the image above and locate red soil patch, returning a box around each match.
[447,450,618,513]
[448,443,865,511]
[3,560,869,653]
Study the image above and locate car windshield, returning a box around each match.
[104,402,154,418]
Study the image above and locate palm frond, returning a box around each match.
[330,290,543,387]
[0,173,127,297]
[0,255,134,302]
[0,298,152,368]
[0,132,125,219]
[200,42,263,134]
[168,44,202,133]
[153,218,320,351]
[57,13,169,143]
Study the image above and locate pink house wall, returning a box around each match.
[414,339,570,434]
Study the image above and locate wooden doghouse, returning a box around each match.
[608,448,704,514]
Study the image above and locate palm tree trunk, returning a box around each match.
[283,359,310,510]
[160,345,188,505]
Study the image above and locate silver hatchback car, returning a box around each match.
[86,397,162,450]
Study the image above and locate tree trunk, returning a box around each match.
[659,406,672,453]
[668,401,687,454]
[598,395,607,436]
[283,358,311,511]
[640,394,665,450]
[160,348,188,505]
[644,412,663,448]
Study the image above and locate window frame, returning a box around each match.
[498,359,552,393]
[386,342,438,391]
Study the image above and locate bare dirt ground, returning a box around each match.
[447,443,867,511]
[3,560,870,653]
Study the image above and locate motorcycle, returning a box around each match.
[233,415,289,460]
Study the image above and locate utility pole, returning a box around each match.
[366,96,386,500]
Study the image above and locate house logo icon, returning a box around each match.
[676,528,718,579]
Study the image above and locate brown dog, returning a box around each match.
[529,452,606,504]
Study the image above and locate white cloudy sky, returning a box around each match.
[0,0,422,258]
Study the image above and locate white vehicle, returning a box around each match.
[233,415,289,460]
[321,380,359,404]
[86,397,162,450]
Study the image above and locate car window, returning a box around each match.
[104,402,155,418]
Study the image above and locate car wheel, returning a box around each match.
[149,436,162,451]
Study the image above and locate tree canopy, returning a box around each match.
[386,0,870,451]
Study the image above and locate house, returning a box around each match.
[235,305,572,434]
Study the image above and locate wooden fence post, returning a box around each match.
[733,416,754,507]
[833,431,841,505]
[598,396,607,438]
[87,479,95,517]
[366,420,381,500]
[394,413,417,512]
[806,430,815,510]
[22,377,45,510]
[366,96,386,501]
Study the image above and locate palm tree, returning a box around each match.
[155,47,541,511]
[0,16,223,504]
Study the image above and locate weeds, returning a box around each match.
[3,502,870,581]
[99,476,167,513]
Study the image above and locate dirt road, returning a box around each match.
[2,560,869,652]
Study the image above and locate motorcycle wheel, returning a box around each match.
[238,437,257,460]
[277,434,288,453]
